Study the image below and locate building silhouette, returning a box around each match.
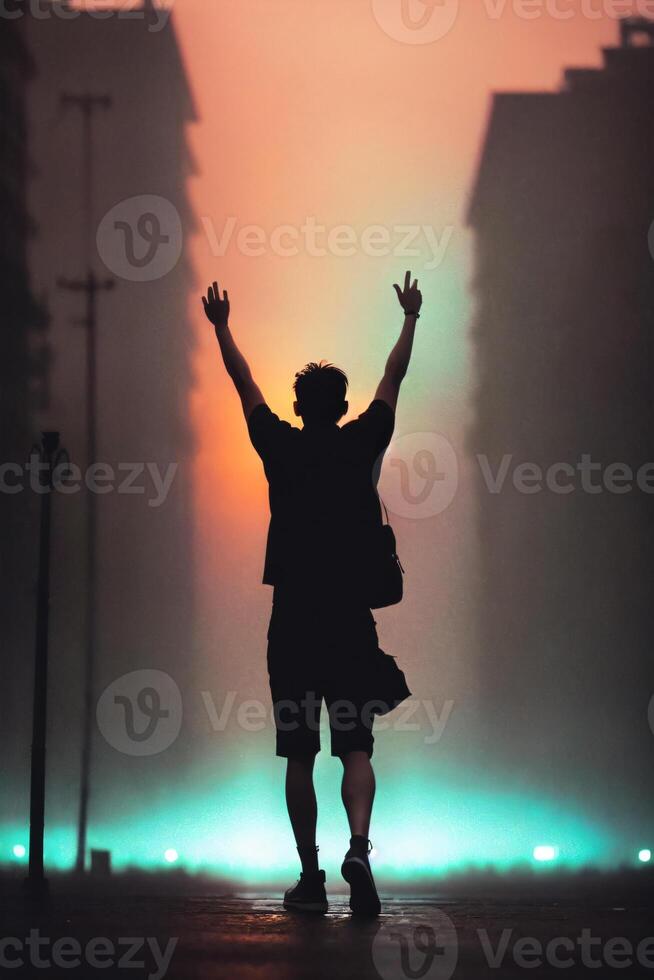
[2,0,198,862]
[468,19,654,848]
[0,13,49,827]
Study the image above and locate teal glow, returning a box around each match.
[533,845,558,862]
[0,761,621,882]
[12,844,26,860]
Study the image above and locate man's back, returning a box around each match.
[248,399,395,591]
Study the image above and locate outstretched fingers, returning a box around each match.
[393,270,420,309]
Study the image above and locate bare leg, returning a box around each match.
[285,756,318,848]
[283,755,327,912]
[341,750,376,838]
[340,750,381,914]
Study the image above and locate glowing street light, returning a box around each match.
[13,844,26,859]
[533,845,558,862]
[638,849,651,863]
[164,848,179,864]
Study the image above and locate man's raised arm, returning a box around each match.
[202,281,265,420]
[374,270,423,412]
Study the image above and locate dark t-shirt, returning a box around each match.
[248,399,395,590]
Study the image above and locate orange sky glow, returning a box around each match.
[170,0,615,685]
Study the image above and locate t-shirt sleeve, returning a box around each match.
[247,403,292,464]
[353,398,395,460]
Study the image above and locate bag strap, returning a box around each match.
[379,496,390,526]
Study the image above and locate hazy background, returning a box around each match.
[2,1,651,882]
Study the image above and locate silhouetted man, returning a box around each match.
[202,272,422,915]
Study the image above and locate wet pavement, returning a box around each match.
[1,887,654,978]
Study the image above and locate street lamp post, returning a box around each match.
[59,91,113,875]
[27,431,69,896]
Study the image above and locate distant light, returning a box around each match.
[12,844,26,859]
[369,846,379,861]
[533,845,558,862]
[638,849,651,863]
[164,848,179,864]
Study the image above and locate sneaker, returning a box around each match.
[341,840,381,916]
[283,869,328,913]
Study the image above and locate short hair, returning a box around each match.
[293,361,348,423]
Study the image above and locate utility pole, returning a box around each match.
[58,93,114,875]
[28,432,69,897]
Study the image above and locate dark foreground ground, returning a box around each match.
[1,872,653,979]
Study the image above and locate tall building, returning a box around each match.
[3,0,198,862]
[467,19,654,847]
[0,12,48,811]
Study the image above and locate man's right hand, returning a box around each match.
[202,281,230,333]
[393,270,423,316]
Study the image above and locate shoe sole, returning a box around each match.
[283,899,328,914]
[341,857,381,916]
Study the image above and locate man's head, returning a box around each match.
[293,361,349,425]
